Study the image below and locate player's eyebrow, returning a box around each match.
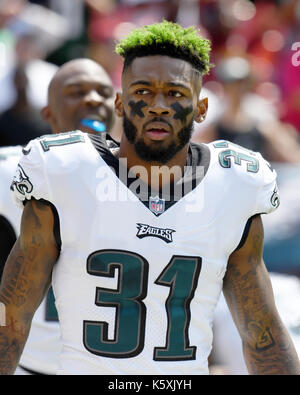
[130,80,191,91]
[130,80,152,87]
[64,81,110,88]
[166,82,191,90]
[63,82,84,90]
[62,81,113,96]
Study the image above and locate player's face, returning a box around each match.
[116,55,207,163]
[50,65,114,134]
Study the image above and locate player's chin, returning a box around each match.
[142,133,173,149]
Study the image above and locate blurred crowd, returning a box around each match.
[0,0,300,160]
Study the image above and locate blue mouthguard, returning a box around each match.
[81,119,106,133]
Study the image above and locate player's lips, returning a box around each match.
[145,122,171,140]
[81,114,105,122]
[145,130,170,141]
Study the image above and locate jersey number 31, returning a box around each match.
[83,249,202,361]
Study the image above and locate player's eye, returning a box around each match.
[135,89,151,95]
[97,87,113,99]
[67,88,85,97]
[169,90,184,98]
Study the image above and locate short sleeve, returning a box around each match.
[252,154,280,215]
[10,139,51,208]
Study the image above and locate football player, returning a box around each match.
[1,21,299,375]
[0,58,115,374]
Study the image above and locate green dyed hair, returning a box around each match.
[115,20,212,75]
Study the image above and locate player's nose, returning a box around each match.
[84,90,104,107]
[147,93,170,116]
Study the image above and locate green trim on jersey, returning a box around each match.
[39,132,85,152]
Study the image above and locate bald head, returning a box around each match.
[42,58,115,134]
[48,59,111,103]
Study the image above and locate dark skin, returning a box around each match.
[128,100,147,118]
[0,55,299,374]
[41,58,114,135]
[115,55,207,190]
[0,200,58,374]
[224,215,300,374]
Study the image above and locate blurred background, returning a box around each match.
[0,0,299,374]
[0,0,299,279]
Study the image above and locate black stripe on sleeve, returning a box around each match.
[234,214,260,251]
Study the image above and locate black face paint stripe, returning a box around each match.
[171,103,193,125]
[129,100,147,118]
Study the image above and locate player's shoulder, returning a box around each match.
[23,130,114,161]
[10,131,92,208]
[23,130,86,156]
[204,140,279,214]
[206,139,276,185]
[19,130,112,171]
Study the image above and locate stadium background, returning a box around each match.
[0,0,299,373]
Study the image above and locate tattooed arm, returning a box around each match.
[223,215,300,375]
[0,216,16,280]
[0,199,59,375]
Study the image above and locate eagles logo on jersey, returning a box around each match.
[11,164,33,196]
[270,187,280,209]
[136,223,175,243]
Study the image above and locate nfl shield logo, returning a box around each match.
[149,196,165,216]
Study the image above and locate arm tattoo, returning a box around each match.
[0,333,21,375]
[0,203,43,307]
[250,324,275,351]
[0,256,29,307]
[0,199,57,374]
[224,217,300,374]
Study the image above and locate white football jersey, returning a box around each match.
[0,146,23,234]
[11,131,279,375]
[0,146,61,375]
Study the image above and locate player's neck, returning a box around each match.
[118,139,189,190]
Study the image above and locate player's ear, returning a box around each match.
[41,106,58,132]
[195,97,208,123]
[114,92,124,117]
[41,106,51,123]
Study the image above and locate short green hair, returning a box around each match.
[115,20,212,76]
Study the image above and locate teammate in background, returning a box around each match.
[1,21,300,375]
[0,58,115,375]
[0,146,23,277]
[41,58,115,137]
